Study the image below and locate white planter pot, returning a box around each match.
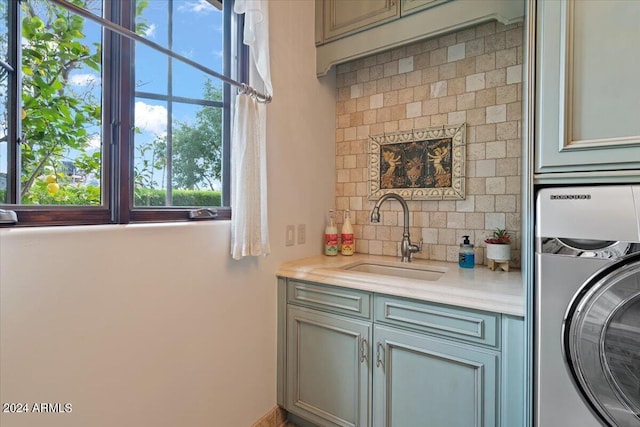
[486,243,511,262]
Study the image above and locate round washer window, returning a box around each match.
[564,254,640,427]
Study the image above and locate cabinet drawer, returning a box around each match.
[287,280,372,319]
[374,295,499,347]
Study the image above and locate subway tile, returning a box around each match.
[363,81,378,96]
[414,116,431,128]
[398,88,414,104]
[448,43,466,62]
[467,143,486,160]
[398,56,414,73]
[496,157,519,177]
[466,73,486,91]
[486,141,507,159]
[407,101,422,118]
[485,212,506,230]
[350,84,363,99]
[430,47,447,66]
[456,195,475,212]
[467,177,487,195]
[457,92,476,110]
[496,121,518,140]
[438,62,457,80]
[370,93,383,109]
[476,124,496,142]
[439,227,457,244]
[476,21,496,37]
[448,110,466,124]
[476,159,497,177]
[384,61,398,77]
[430,80,448,98]
[485,33,506,53]
[356,97,370,112]
[436,96,455,114]
[486,69,506,88]
[448,77,466,95]
[496,195,517,213]
[476,195,496,212]
[422,228,439,244]
[496,47,517,68]
[476,53,496,72]
[357,68,370,83]
[407,70,423,87]
[476,88,496,107]
[506,64,522,84]
[486,104,507,123]
[456,57,476,76]
[486,176,506,194]
[496,85,518,104]
[457,27,476,43]
[391,74,407,90]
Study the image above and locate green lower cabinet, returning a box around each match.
[372,324,498,427]
[286,306,372,427]
[278,280,525,427]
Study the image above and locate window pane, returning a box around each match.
[133,98,222,208]
[134,0,224,209]
[0,0,7,203]
[20,0,103,206]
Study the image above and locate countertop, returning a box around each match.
[277,254,524,317]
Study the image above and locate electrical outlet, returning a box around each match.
[285,225,295,246]
[297,224,306,244]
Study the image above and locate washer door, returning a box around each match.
[564,253,640,427]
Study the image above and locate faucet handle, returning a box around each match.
[417,238,423,253]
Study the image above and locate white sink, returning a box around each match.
[342,261,446,282]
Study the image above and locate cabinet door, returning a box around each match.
[401,0,449,16]
[373,325,498,427]
[320,0,399,43]
[286,306,372,427]
[536,0,640,173]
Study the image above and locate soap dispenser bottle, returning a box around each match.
[341,210,355,256]
[324,210,338,256]
[459,235,475,268]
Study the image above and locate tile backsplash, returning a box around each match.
[334,21,523,267]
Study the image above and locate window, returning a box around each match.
[0,0,242,225]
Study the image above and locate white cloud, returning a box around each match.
[86,134,101,149]
[178,0,215,14]
[135,102,167,136]
[142,23,157,38]
[68,73,100,87]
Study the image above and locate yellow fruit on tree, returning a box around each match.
[45,174,57,183]
[21,109,27,120]
[47,182,60,195]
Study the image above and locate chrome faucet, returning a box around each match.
[371,193,423,262]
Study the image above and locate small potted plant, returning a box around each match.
[485,228,511,263]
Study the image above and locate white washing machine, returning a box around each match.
[535,185,640,427]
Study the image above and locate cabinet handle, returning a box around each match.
[360,337,368,363]
[376,342,384,368]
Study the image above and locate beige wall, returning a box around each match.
[334,21,523,267]
[0,1,335,426]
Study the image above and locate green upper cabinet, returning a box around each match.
[318,0,400,44]
[315,0,525,75]
[401,0,450,16]
[535,0,640,175]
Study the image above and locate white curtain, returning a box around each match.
[231,0,273,260]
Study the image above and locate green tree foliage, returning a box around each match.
[171,80,222,191]
[19,0,102,203]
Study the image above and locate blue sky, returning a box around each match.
[1,0,225,189]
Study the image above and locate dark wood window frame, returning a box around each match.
[0,0,243,227]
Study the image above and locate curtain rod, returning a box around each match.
[47,0,272,103]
